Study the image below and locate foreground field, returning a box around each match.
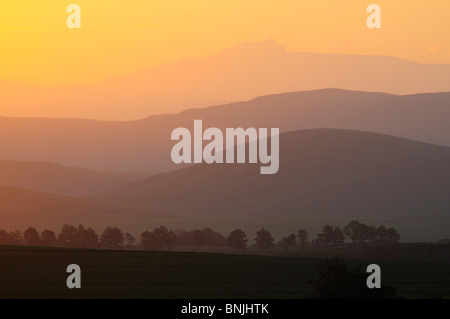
[0,246,449,299]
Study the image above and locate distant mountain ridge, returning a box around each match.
[1,39,450,120]
[0,89,449,173]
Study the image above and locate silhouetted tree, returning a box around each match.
[58,224,78,247]
[166,230,177,250]
[358,223,375,243]
[152,227,167,249]
[343,221,363,243]
[40,229,57,246]
[23,227,40,246]
[140,231,154,250]
[8,230,23,245]
[386,228,400,243]
[344,221,399,244]
[143,226,177,251]
[176,228,227,247]
[165,229,177,251]
[375,225,388,242]
[317,225,345,245]
[367,225,377,243]
[317,225,334,245]
[333,227,345,245]
[75,224,87,247]
[254,228,274,251]
[227,229,247,251]
[76,225,99,248]
[100,226,124,249]
[278,234,297,250]
[153,226,176,250]
[85,228,99,248]
[297,229,309,248]
[0,229,8,244]
[199,228,227,246]
[125,233,136,248]
[0,229,19,245]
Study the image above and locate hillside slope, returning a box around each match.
[0,161,139,197]
[93,129,450,219]
[1,89,449,172]
[0,186,162,230]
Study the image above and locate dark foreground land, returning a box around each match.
[0,245,449,299]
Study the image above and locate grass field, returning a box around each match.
[0,245,449,299]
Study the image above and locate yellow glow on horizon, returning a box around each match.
[0,0,449,85]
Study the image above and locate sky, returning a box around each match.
[0,0,449,85]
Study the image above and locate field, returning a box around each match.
[0,245,449,299]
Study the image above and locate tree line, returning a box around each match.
[0,220,400,251]
[277,221,400,250]
[0,225,128,249]
[229,220,400,251]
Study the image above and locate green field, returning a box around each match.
[0,245,449,299]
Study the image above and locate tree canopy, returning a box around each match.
[254,228,275,250]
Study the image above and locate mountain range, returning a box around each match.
[1,87,449,240]
[1,39,450,120]
[1,89,449,173]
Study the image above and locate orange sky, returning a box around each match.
[0,0,449,85]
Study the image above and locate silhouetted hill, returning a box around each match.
[0,161,139,197]
[1,40,450,120]
[1,89,449,172]
[93,129,450,220]
[0,186,163,230]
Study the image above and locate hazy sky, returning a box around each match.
[1,0,449,85]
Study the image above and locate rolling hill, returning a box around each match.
[1,89,450,173]
[93,129,450,220]
[0,186,163,231]
[0,161,139,197]
[1,40,450,120]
